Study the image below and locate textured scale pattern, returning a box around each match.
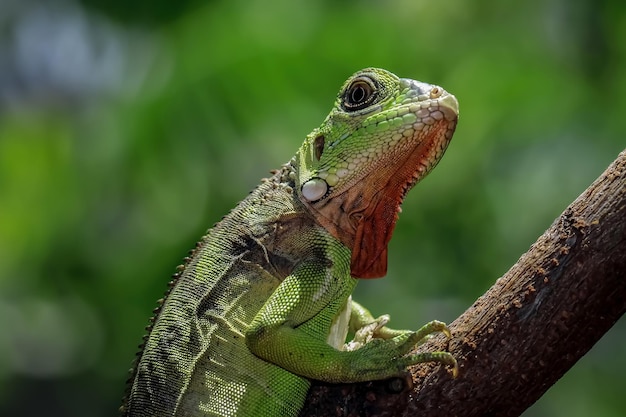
[121,68,459,417]
[123,171,323,416]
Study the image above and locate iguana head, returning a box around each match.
[295,68,458,279]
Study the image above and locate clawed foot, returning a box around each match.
[407,320,458,378]
[346,317,458,378]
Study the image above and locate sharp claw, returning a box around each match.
[442,326,452,340]
[450,361,459,378]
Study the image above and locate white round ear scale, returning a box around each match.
[301,178,328,202]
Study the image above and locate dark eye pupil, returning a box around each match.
[341,76,378,112]
[351,85,366,103]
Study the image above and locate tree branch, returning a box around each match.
[301,149,626,417]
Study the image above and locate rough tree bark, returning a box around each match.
[300,149,626,417]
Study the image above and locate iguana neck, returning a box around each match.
[295,129,449,279]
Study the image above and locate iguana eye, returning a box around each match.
[341,76,378,111]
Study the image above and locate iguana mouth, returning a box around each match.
[362,89,459,218]
[347,99,457,278]
[383,88,459,211]
[397,98,458,203]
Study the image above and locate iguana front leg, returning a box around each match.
[245,243,457,384]
[346,300,457,376]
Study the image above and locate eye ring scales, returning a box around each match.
[341,76,379,112]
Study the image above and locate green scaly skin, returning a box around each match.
[121,68,459,417]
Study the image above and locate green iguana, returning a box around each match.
[121,68,459,417]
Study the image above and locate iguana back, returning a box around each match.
[123,167,328,416]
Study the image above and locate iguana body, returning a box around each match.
[121,68,459,417]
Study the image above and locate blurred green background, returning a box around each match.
[0,0,624,415]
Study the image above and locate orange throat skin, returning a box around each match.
[303,121,455,279]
